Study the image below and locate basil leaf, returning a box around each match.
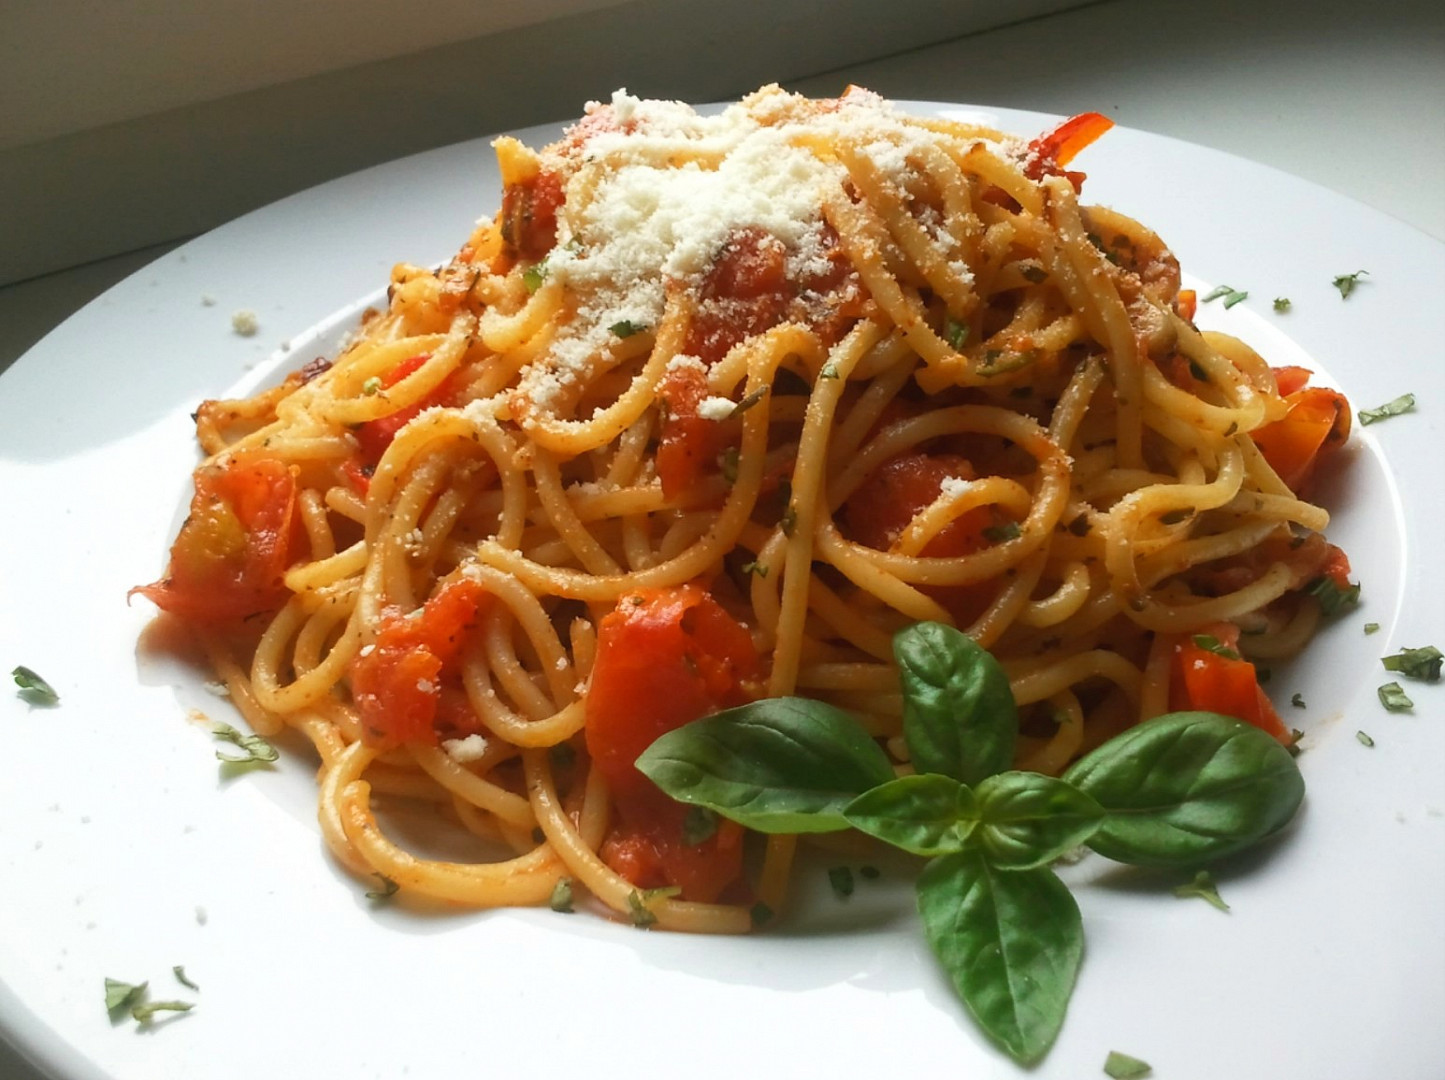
[635,697,895,833]
[917,851,1082,1065]
[1382,645,1442,682]
[1062,711,1305,867]
[973,772,1105,870]
[844,774,979,856]
[894,622,1017,786]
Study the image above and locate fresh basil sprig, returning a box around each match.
[636,621,1306,1066]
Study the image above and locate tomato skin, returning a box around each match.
[1024,112,1114,187]
[1168,624,1291,744]
[1251,372,1351,495]
[133,451,302,624]
[585,585,759,902]
[349,577,489,749]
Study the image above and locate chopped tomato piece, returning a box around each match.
[1175,288,1198,323]
[1252,370,1351,494]
[132,451,303,624]
[585,584,760,901]
[350,577,490,749]
[600,791,748,904]
[656,361,729,501]
[1168,623,1291,744]
[344,353,459,494]
[500,168,564,261]
[843,453,1003,625]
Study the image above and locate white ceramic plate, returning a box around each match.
[2,102,1442,1080]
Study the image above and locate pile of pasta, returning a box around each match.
[137,86,1352,932]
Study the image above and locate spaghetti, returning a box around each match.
[135,87,1353,932]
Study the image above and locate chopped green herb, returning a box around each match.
[521,262,547,293]
[1104,1050,1153,1078]
[1382,645,1442,682]
[132,1000,192,1023]
[1191,634,1241,661]
[626,890,657,928]
[172,966,199,992]
[1291,693,1306,709]
[626,886,679,928]
[1067,512,1092,537]
[12,665,58,705]
[779,503,798,537]
[1272,297,1291,313]
[1364,622,1381,635]
[730,386,768,417]
[983,521,1022,544]
[211,722,278,766]
[682,805,720,845]
[549,878,575,913]
[608,320,646,338]
[1287,729,1305,757]
[740,560,768,579]
[105,978,193,1024]
[361,376,382,396]
[1173,870,1229,912]
[719,446,740,484]
[859,865,881,880]
[1202,284,1248,307]
[750,901,774,927]
[1188,359,1209,382]
[819,362,840,380]
[365,873,399,901]
[1304,575,1360,616]
[1332,270,1368,298]
[105,978,146,1014]
[1358,393,1415,425]
[1356,730,1376,747]
[827,866,855,900]
[944,319,969,350]
[1378,682,1414,712]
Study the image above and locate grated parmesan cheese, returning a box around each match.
[442,734,489,763]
